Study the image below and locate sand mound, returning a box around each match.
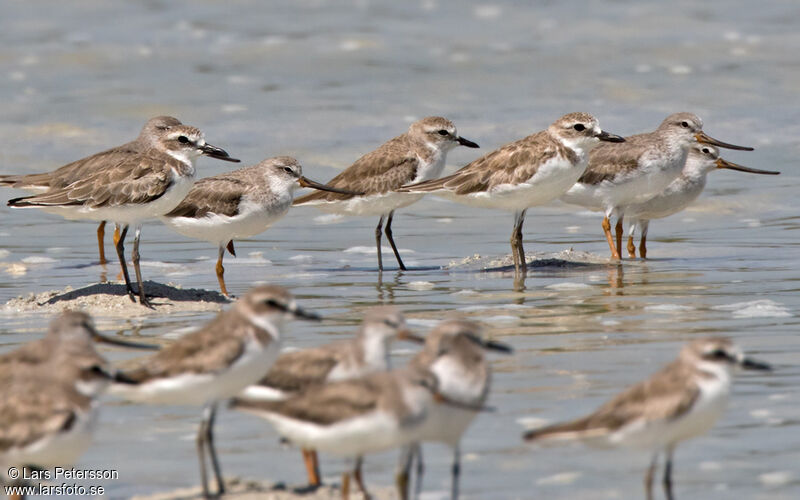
[446,248,615,272]
[3,281,230,317]
[131,477,396,500]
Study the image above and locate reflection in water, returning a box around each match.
[606,263,624,295]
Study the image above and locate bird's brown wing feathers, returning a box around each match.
[294,135,418,204]
[0,143,142,190]
[578,132,654,185]
[8,149,186,208]
[401,131,562,195]
[524,361,700,442]
[256,346,342,393]
[123,313,254,382]
[166,175,247,218]
[234,376,385,426]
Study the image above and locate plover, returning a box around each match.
[0,116,181,265]
[523,338,771,500]
[560,112,753,259]
[0,310,157,368]
[292,117,479,272]
[396,319,512,500]
[232,366,442,500]
[161,156,357,296]
[108,285,319,498]
[400,113,624,274]
[7,117,239,307]
[624,144,779,258]
[0,312,143,480]
[238,306,424,487]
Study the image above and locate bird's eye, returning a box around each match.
[573,124,586,131]
[681,121,690,128]
[283,166,294,174]
[178,136,190,144]
[702,147,711,154]
[709,348,729,360]
[437,130,449,136]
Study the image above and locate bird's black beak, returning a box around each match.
[297,176,363,195]
[92,331,160,350]
[289,305,322,322]
[695,132,754,151]
[200,143,241,162]
[715,158,780,175]
[595,130,626,143]
[457,136,480,148]
[740,357,772,371]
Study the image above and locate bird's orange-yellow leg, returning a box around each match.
[97,221,107,264]
[353,457,369,499]
[113,226,123,281]
[216,250,228,297]
[627,235,636,258]
[602,217,621,260]
[341,472,350,500]
[614,218,624,259]
[302,448,322,487]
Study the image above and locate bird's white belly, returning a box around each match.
[2,407,97,469]
[111,338,279,406]
[625,179,704,221]
[439,156,585,212]
[311,192,425,217]
[162,199,291,245]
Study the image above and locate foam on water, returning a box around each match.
[713,300,791,318]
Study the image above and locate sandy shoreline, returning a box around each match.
[2,281,230,317]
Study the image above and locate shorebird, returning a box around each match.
[0,116,182,265]
[161,156,357,296]
[560,112,754,260]
[624,144,779,258]
[238,306,424,488]
[0,310,157,368]
[523,338,771,500]
[6,117,239,307]
[108,285,320,498]
[232,366,444,500]
[292,116,479,272]
[0,311,148,485]
[232,332,496,499]
[396,319,512,500]
[400,113,624,274]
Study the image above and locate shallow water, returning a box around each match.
[1,1,799,499]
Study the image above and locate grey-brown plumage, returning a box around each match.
[523,337,771,500]
[402,130,576,195]
[292,116,478,271]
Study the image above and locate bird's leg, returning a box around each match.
[451,444,461,500]
[663,446,675,500]
[196,405,211,499]
[113,224,136,302]
[97,221,107,265]
[302,448,322,488]
[511,210,527,274]
[375,216,385,272]
[131,225,153,308]
[341,471,351,500]
[353,456,371,500]
[602,216,621,260]
[413,443,424,499]
[644,452,658,500]
[384,210,407,271]
[216,245,228,297]
[204,403,225,495]
[615,215,624,259]
[627,221,637,258]
[640,220,649,259]
[395,445,414,500]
